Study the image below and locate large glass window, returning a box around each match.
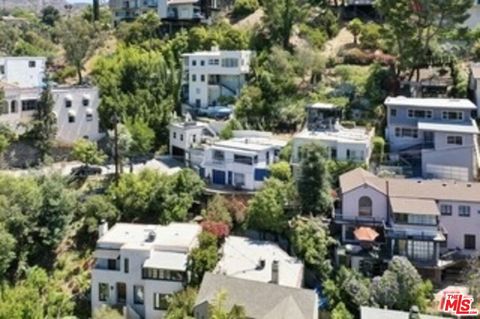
[234,154,253,165]
[447,136,463,145]
[213,150,224,161]
[99,283,109,301]
[395,127,418,138]
[465,234,476,250]
[442,111,463,120]
[221,58,239,67]
[407,109,432,118]
[358,196,372,217]
[142,268,186,282]
[21,99,38,111]
[153,293,169,310]
[409,240,434,261]
[134,285,144,305]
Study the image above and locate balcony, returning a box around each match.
[333,213,385,226]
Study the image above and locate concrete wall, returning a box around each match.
[0,57,46,88]
[341,186,388,221]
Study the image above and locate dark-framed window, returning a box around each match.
[134,285,144,305]
[440,204,452,216]
[21,99,38,111]
[459,205,471,217]
[68,115,75,123]
[142,268,186,282]
[465,234,476,250]
[358,196,372,217]
[390,108,397,117]
[82,98,90,106]
[99,283,109,301]
[153,293,169,310]
[65,99,72,108]
[28,60,36,68]
[124,258,129,273]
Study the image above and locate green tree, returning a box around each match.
[187,232,219,286]
[0,223,16,279]
[72,139,107,167]
[232,0,259,18]
[202,195,233,227]
[375,0,471,78]
[269,161,292,182]
[331,302,353,319]
[40,5,60,27]
[165,287,197,319]
[30,80,57,163]
[126,119,155,157]
[359,22,381,50]
[58,16,95,84]
[116,11,162,45]
[209,290,247,319]
[246,178,291,234]
[79,195,119,233]
[372,136,385,163]
[347,18,363,45]
[297,144,332,216]
[289,217,334,279]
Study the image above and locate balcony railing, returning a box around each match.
[333,214,385,226]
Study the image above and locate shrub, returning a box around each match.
[360,22,381,50]
[232,0,259,19]
[372,136,385,163]
[340,48,374,65]
[299,24,328,49]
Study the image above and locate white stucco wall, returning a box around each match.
[341,186,388,221]
[0,57,46,88]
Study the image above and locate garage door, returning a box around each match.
[171,146,185,157]
[212,170,226,185]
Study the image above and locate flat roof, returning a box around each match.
[417,120,479,134]
[294,127,372,144]
[97,222,201,250]
[181,50,252,57]
[143,251,188,271]
[213,139,275,152]
[215,236,304,288]
[390,197,440,216]
[385,97,477,110]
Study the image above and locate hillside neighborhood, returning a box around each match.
[0,0,480,319]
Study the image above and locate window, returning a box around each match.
[65,99,72,108]
[346,149,357,160]
[200,74,205,82]
[192,134,196,143]
[180,134,183,141]
[86,113,93,122]
[68,115,75,123]
[192,60,197,66]
[192,74,197,82]
[173,132,176,139]
[390,108,397,117]
[134,285,144,305]
[459,205,471,217]
[124,258,129,273]
[142,268,186,282]
[99,283,109,301]
[0,65,4,74]
[442,111,463,120]
[221,58,239,68]
[394,127,418,138]
[153,293,169,310]
[358,196,372,217]
[447,136,463,145]
[208,59,219,65]
[21,99,38,111]
[464,234,476,250]
[266,151,270,165]
[10,100,17,113]
[107,259,117,270]
[234,154,253,165]
[213,150,224,161]
[28,60,36,68]
[200,60,205,66]
[407,109,432,118]
[0,102,7,115]
[82,98,90,106]
[440,204,452,216]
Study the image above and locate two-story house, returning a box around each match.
[385,97,479,181]
[335,168,480,283]
[91,222,202,319]
[169,120,216,162]
[0,56,46,88]
[291,103,374,174]
[181,47,253,109]
[200,136,286,191]
[1,84,103,145]
[110,0,218,25]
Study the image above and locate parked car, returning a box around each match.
[197,106,232,119]
[70,165,102,177]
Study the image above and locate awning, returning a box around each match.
[354,227,379,242]
[85,107,93,115]
[93,249,120,259]
[390,197,440,216]
[65,94,73,101]
[143,251,187,271]
[68,109,76,116]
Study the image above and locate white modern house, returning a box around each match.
[169,120,216,161]
[181,47,253,109]
[0,57,46,88]
[335,168,480,282]
[199,135,286,191]
[109,0,218,24]
[291,103,374,172]
[215,236,304,288]
[0,84,103,145]
[91,222,202,319]
[384,97,479,181]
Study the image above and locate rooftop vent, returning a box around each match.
[442,183,447,187]
[466,183,472,188]
[145,231,156,243]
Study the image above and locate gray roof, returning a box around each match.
[361,307,450,319]
[384,97,477,110]
[195,273,317,319]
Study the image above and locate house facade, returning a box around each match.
[200,136,285,190]
[1,85,103,145]
[91,222,201,319]
[0,56,46,88]
[181,48,253,109]
[291,103,374,172]
[385,97,480,181]
[109,0,218,25]
[168,120,216,162]
[335,168,480,282]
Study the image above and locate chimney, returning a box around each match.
[271,260,279,285]
[409,306,420,319]
[98,220,108,238]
